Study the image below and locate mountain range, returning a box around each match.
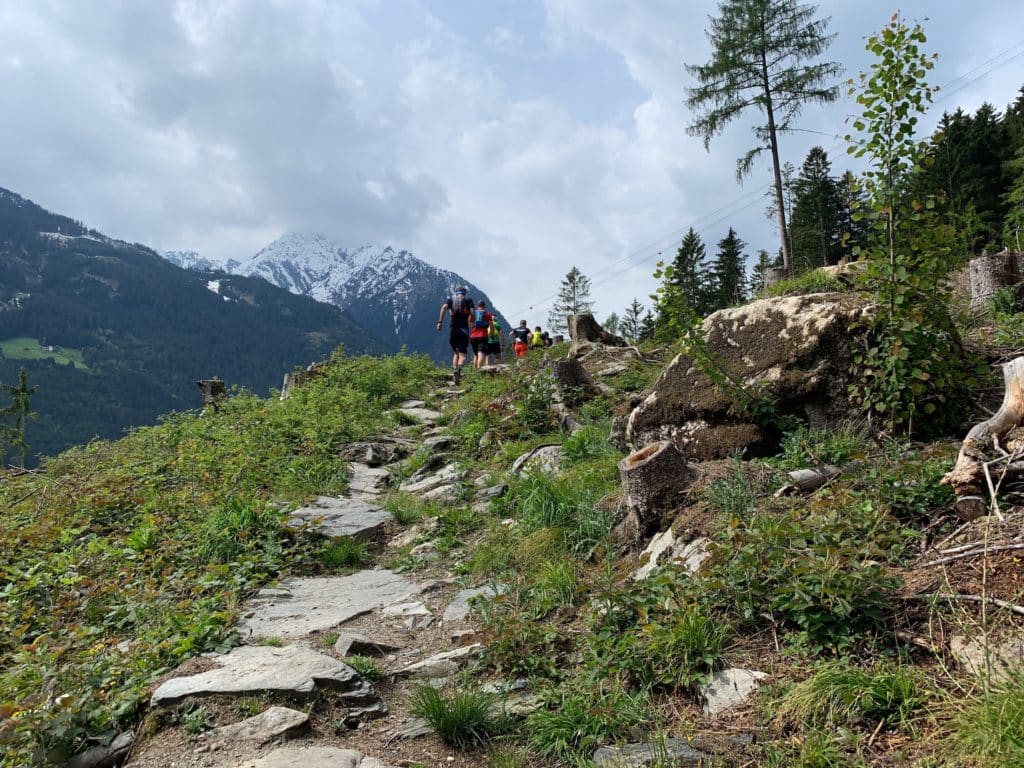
[0,187,390,464]
[165,233,510,361]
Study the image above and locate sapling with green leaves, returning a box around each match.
[845,14,978,436]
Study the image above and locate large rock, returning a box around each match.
[206,706,309,744]
[617,293,866,459]
[287,497,392,539]
[236,571,421,640]
[701,668,767,716]
[151,646,370,704]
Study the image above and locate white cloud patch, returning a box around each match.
[0,0,1022,322]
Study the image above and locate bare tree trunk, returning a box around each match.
[942,356,1024,518]
[968,250,1019,313]
[761,50,791,274]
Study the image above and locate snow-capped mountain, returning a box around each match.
[169,233,508,361]
[163,250,238,273]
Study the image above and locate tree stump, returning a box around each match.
[568,313,627,353]
[196,378,226,409]
[969,250,1019,313]
[942,356,1024,519]
[615,441,693,544]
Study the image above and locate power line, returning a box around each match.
[507,35,1024,321]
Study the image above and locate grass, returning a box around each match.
[775,661,925,729]
[705,455,760,518]
[0,336,89,370]
[409,684,505,747]
[946,676,1024,767]
[776,421,871,471]
[344,655,385,682]
[759,268,845,299]
[320,537,369,570]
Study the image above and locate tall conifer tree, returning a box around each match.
[1,367,37,468]
[790,146,841,269]
[548,266,594,334]
[686,0,841,273]
[710,228,747,310]
[621,298,645,341]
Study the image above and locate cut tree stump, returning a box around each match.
[568,313,626,357]
[968,249,1019,313]
[942,356,1024,519]
[614,441,693,545]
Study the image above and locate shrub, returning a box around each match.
[321,537,369,570]
[988,286,1022,316]
[776,661,925,729]
[409,684,505,747]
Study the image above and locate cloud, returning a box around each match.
[1,0,1022,322]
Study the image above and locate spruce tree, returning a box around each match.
[548,266,594,334]
[710,228,747,310]
[748,248,776,295]
[655,228,712,335]
[621,298,645,341]
[639,312,657,341]
[1,367,38,468]
[603,312,620,335]
[686,0,841,273]
[790,146,841,269]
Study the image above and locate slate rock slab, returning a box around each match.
[287,496,392,539]
[206,706,308,745]
[237,571,421,640]
[950,631,1024,682]
[701,668,767,716]
[232,746,394,768]
[593,739,706,767]
[442,585,503,622]
[151,646,365,705]
[334,630,403,656]
[400,463,464,495]
[511,445,565,475]
[396,406,443,423]
[396,644,483,678]
[348,463,391,496]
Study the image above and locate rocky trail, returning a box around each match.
[117,393,533,768]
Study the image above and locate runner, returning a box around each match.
[530,325,545,350]
[486,315,504,364]
[469,300,494,369]
[436,287,473,383]
[510,320,531,359]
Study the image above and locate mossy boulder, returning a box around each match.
[616,293,867,459]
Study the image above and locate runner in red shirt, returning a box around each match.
[469,300,494,369]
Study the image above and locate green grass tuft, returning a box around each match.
[947,676,1024,767]
[760,268,845,298]
[320,537,369,570]
[409,684,505,747]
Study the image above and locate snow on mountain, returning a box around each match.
[164,250,223,272]
[230,232,508,360]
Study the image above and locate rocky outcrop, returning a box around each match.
[616,293,867,459]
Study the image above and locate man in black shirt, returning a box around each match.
[437,287,472,383]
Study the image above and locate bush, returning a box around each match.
[409,684,505,747]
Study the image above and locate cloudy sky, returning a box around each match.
[2,1,1023,321]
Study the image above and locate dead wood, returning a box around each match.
[901,592,1024,617]
[942,356,1024,518]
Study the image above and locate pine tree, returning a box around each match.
[686,0,841,273]
[748,248,776,295]
[603,312,620,336]
[710,228,747,310]
[1,367,38,468]
[639,312,657,341]
[835,170,868,259]
[548,266,595,334]
[789,146,841,269]
[654,228,712,335]
[621,298,645,341]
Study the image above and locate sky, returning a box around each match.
[2,1,1023,323]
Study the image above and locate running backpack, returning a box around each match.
[487,321,501,341]
[450,295,471,316]
[473,308,489,328]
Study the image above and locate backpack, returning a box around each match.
[473,308,489,328]
[450,295,471,316]
[487,321,501,341]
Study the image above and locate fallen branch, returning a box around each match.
[921,542,1024,567]
[902,592,1024,617]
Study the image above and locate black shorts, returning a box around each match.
[485,340,501,355]
[449,328,469,354]
[471,337,488,355]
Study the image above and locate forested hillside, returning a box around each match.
[0,188,392,463]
